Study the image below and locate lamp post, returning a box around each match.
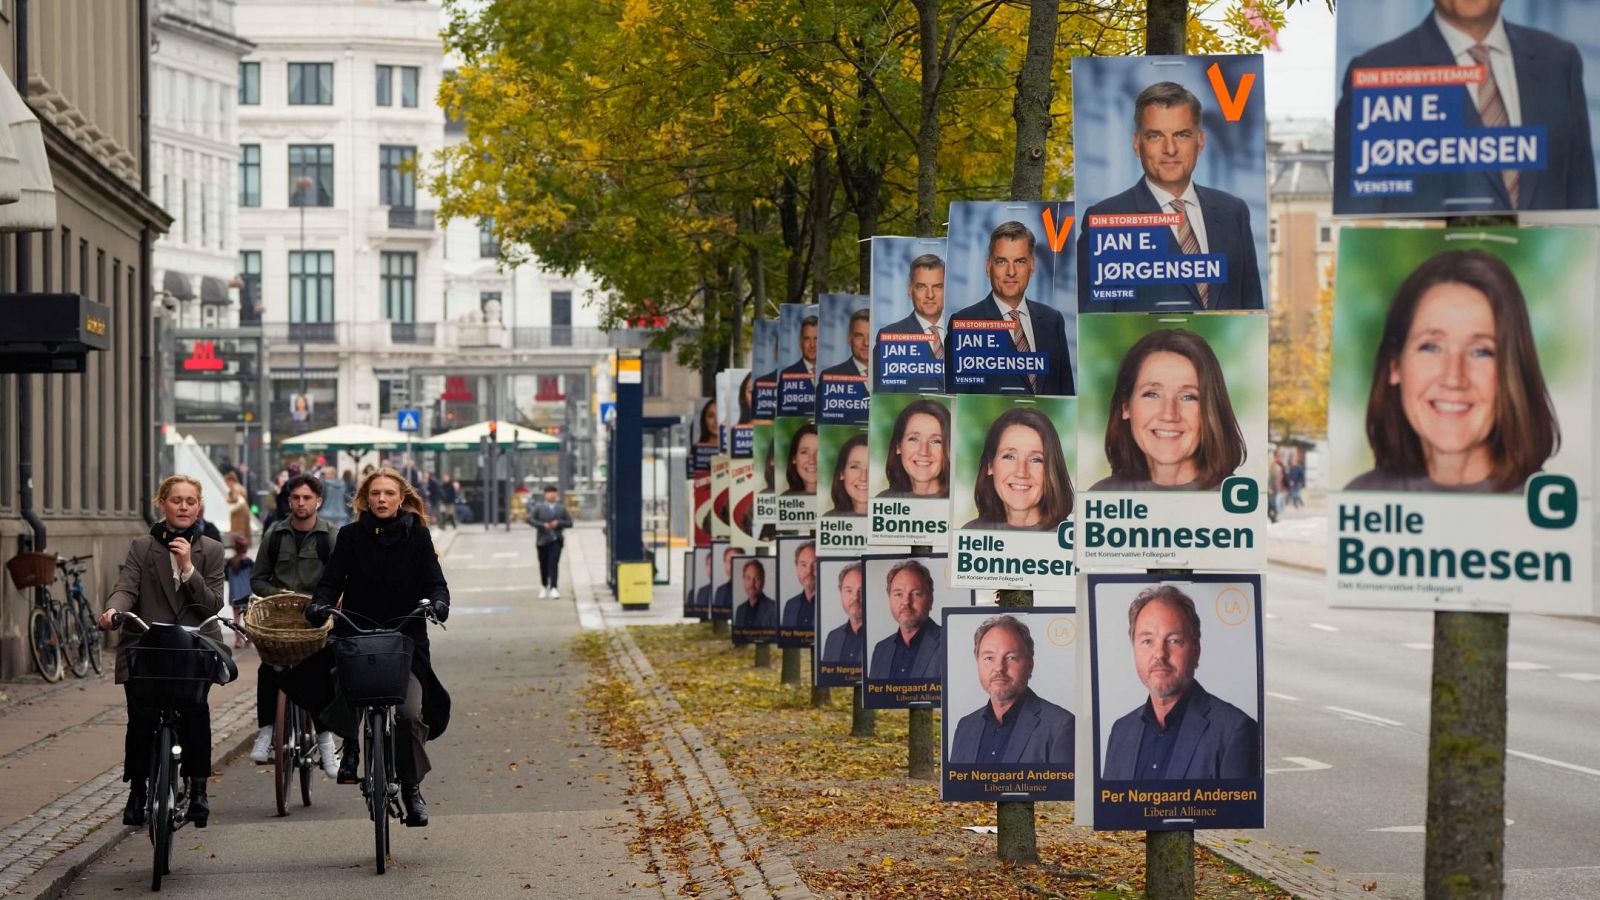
[294,174,314,398]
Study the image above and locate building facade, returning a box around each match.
[0,0,173,678]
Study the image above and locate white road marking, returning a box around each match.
[1265,691,1301,702]
[492,551,521,559]
[1264,613,1279,620]
[449,563,536,571]
[1371,819,1512,834]
[450,585,525,594]
[1324,706,1405,728]
[450,605,516,615]
[1402,642,1433,651]
[1266,757,1332,774]
[450,554,477,560]
[1309,623,1340,633]
[1506,661,1551,672]
[1557,672,1600,683]
[1507,749,1600,779]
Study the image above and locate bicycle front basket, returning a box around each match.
[330,632,414,706]
[126,627,218,707]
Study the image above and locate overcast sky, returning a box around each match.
[1262,1,1338,121]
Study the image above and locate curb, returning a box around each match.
[1267,556,1325,576]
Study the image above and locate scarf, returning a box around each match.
[360,509,414,548]
[150,519,203,545]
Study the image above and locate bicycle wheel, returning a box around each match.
[273,694,292,817]
[76,592,103,674]
[365,709,389,874]
[297,706,315,807]
[151,728,174,891]
[28,604,63,683]
[60,600,89,679]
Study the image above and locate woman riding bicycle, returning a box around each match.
[304,467,450,826]
[99,475,230,828]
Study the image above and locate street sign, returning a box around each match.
[600,402,617,425]
[396,408,421,432]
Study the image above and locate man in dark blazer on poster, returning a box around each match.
[946,220,1074,394]
[711,545,738,616]
[821,563,867,667]
[1078,82,1263,313]
[1333,0,1596,215]
[1100,586,1259,781]
[821,308,872,380]
[780,541,817,632]
[867,559,945,679]
[948,615,1074,765]
[873,255,947,393]
[780,315,820,380]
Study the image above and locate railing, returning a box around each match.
[389,321,437,345]
[386,207,437,230]
[510,326,655,350]
[262,322,344,344]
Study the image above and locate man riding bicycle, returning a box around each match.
[250,473,341,778]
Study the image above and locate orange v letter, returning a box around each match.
[1041,210,1075,253]
[1207,63,1256,122]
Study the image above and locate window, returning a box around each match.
[381,251,416,322]
[378,374,408,416]
[238,62,259,105]
[1268,215,1278,247]
[375,65,392,106]
[289,250,335,323]
[550,290,572,327]
[180,178,189,243]
[642,352,663,398]
[1318,223,1334,245]
[478,218,499,258]
[378,145,416,207]
[401,66,419,108]
[238,145,260,207]
[480,291,503,324]
[239,250,262,323]
[287,62,333,105]
[288,144,334,206]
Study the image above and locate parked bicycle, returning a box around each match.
[4,550,86,683]
[57,554,103,676]
[112,609,241,892]
[322,601,442,875]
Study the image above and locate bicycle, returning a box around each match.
[321,601,442,875]
[272,689,317,816]
[113,609,242,892]
[57,554,102,677]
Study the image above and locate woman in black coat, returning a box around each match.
[305,467,450,827]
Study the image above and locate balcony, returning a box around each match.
[263,322,344,344]
[386,207,436,230]
[389,321,437,345]
[510,326,655,350]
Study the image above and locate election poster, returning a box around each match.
[1333,0,1600,217]
[871,236,950,394]
[868,393,952,546]
[681,551,696,619]
[1328,227,1595,613]
[949,394,1078,591]
[730,554,779,646]
[753,319,781,532]
[817,293,872,425]
[941,607,1077,802]
[1075,313,1268,570]
[708,540,737,621]
[774,416,819,531]
[730,455,763,548]
[710,454,732,542]
[1073,54,1268,313]
[775,535,818,648]
[814,557,867,688]
[1083,573,1264,831]
[777,303,819,417]
[719,367,753,459]
[688,547,713,620]
[818,423,871,553]
[861,553,969,710]
[945,201,1079,395]
[691,397,718,547]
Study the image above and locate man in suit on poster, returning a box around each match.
[946,220,1075,394]
[821,563,867,667]
[874,255,947,393]
[821,308,872,380]
[948,615,1075,765]
[780,315,820,381]
[867,559,945,679]
[780,541,817,633]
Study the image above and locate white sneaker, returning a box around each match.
[316,731,339,778]
[538,586,548,599]
[250,725,274,764]
[549,587,560,599]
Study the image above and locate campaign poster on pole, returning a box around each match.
[871,236,949,394]
[1073,54,1268,313]
[818,423,871,552]
[1075,314,1268,570]
[730,554,778,646]
[814,557,867,688]
[817,293,872,425]
[708,540,737,620]
[941,607,1077,802]
[691,397,718,547]
[1082,573,1264,831]
[710,454,732,542]
[945,201,1079,395]
[775,535,818,648]
[949,394,1078,590]
[753,319,781,532]
[688,547,713,619]
[868,393,952,546]
[720,368,753,459]
[1328,227,1595,613]
[681,550,696,619]
[1332,0,1600,217]
[777,303,819,416]
[776,304,820,531]
[861,553,969,710]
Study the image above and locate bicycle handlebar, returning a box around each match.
[110,610,244,635]
[320,600,442,634]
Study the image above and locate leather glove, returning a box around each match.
[429,601,449,624]
[304,604,332,627]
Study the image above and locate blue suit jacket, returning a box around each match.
[712,583,733,615]
[948,689,1075,765]
[820,358,868,380]
[1334,14,1596,214]
[694,585,712,614]
[944,293,1074,395]
[780,359,815,379]
[873,313,946,394]
[780,592,815,628]
[867,621,944,679]
[821,622,865,666]
[1077,181,1263,312]
[1101,681,1260,781]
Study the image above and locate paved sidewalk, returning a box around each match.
[1267,492,1328,573]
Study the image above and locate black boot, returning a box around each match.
[337,743,361,785]
[401,783,428,827]
[185,778,210,828]
[123,779,147,827]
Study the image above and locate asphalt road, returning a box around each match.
[61,528,661,899]
[1253,565,1600,899]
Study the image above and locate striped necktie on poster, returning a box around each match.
[929,324,943,360]
[1169,198,1210,309]
[1007,310,1038,393]
[1468,43,1519,208]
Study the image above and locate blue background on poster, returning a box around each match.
[777,303,818,416]
[818,292,871,424]
[1073,54,1267,306]
[871,236,949,394]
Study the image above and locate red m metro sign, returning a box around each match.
[182,340,225,371]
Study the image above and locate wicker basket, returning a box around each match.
[243,592,332,667]
[6,552,56,590]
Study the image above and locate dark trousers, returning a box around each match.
[537,540,563,589]
[124,685,211,781]
[258,662,281,727]
[394,673,430,784]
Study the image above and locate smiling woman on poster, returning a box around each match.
[1092,328,1245,491]
[1346,249,1559,493]
[697,399,718,446]
[829,434,870,516]
[782,424,820,495]
[962,408,1074,530]
[877,399,950,499]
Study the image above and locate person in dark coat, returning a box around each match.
[302,467,451,827]
[528,484,573,598]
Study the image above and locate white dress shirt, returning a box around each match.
[1434,12,1521,127]
[853,358,868,377]
[1145,178,1210,254]
[915,313,943,340]
[994,297,1036,352]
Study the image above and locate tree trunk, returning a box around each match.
[809,146,837,294]
[1008,0,1060,201]
[851,684,876,737]
[781,647,801,684]
[908,707,935,779]
[700,281,719,395]
[780,172,808,305]
[1145,830,1195,898]
[1145,0,1188,55]
[912,0,943,237]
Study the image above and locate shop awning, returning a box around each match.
[163,270,195,301]
[201,276,230,305]
[0,66,56,232]
[280,423,412,452]
[416,419,559,451]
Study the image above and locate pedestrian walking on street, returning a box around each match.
[439,474,459,529]
[226,535,254,648]
[98,475,231,829]
[529,484,573,598]
[223,470,253,545]
[250,474,341,778]
[320,465,350,528]
[303,467,452,826]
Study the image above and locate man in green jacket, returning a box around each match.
[250,474,341,777]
